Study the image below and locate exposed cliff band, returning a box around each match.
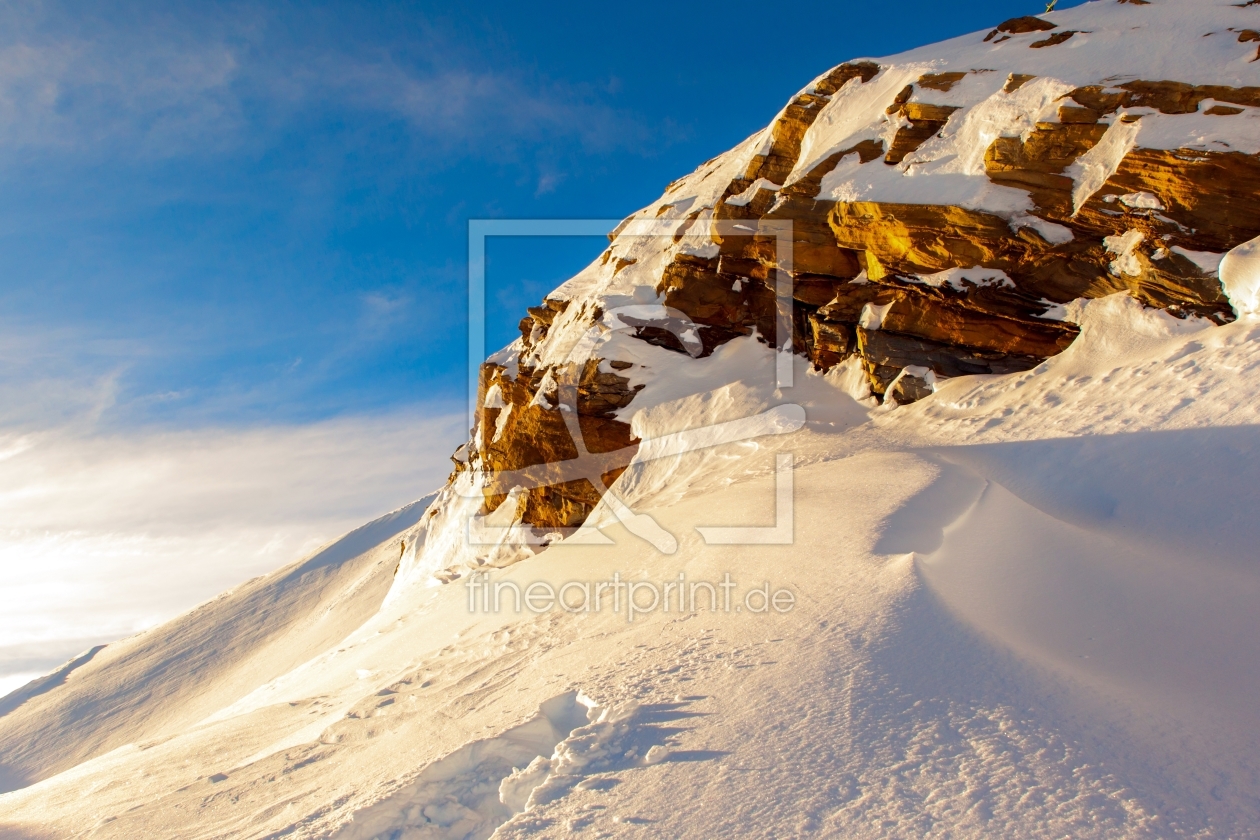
[437,0,1260,554]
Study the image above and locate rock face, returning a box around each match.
[442,0,1260,551]
[469,352,640,532]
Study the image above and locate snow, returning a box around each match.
[1103,229,1145,277]
[491,403,513,443]
[791,64,929,186]
[804,68,1082,224]
[0,675,45,703]
[1069,117,1142,215]
[904,76,1072,178]
[6,2,1260,837]
[723,178,780,207]
[1117,191,1163,211]
[1135,107,1260,155]
[920,461,1260,734]
[890,0,1260,90]
[0,495,435,793]
[828,354,876,404]
[1219,234,1260,318]
[792,0,1260,225]
[4,292,1260,837]
[527,369,557,410]
[482,384,506,409]
[815,147,1040,218]
[859,300,894,330]
[327,691,597,840]
[911,266,1014,290]
[1171,245,1225,275]
[1015,214,1074,244]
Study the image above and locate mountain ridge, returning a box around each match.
[410,0,1260,575]
[5,3,1260,836]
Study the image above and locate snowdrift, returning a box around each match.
[4,1,1260,837]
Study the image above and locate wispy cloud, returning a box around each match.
[0,276,449,432]
[360,290,413,331]
[0,323,131,431]
[327,56,649,154]
[0,5,245,156]
[0,1,651,164]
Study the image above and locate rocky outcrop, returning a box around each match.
[469,358,639,531]
[448,1,1259,541]
[985,16,1058,42]
[885,102,962,165]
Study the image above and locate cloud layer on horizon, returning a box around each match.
[0,406,466,692]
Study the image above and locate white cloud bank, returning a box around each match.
[0,408,465,695]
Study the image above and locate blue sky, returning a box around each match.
[0,0,1085,431]
[0,0,1087,691]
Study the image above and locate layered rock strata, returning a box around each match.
[440,0,1260,546]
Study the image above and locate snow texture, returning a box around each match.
[1219,234,1260,319]
[4,2,1260,837]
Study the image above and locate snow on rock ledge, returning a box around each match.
[411,0,1260,579]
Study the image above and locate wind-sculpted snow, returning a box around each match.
[4,289,1260,836]
[0,497,432,792]
[5,2,1260,837]
[0,646,106,721]
[327,692,595,840]
[327,692,684,840]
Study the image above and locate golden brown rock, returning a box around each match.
[879,294,1077,359]
[519,298,570,348]
[884,102,961,164]
[1031,31,1076,48]
[1058,105,1102,124]
[918,72,968,92]
[454,22,1260,542]
[985,16,1057,42]
[1074,149,1260,254]
[744,62,880,185]
[813,61,881,96]
[782,141,885,200]
[830,202,1027,278]
[655,253,760,349]
[888,369,934,404]
[1004,73,1036,93]
[856,327,1049,394]
[1071,81,1260,115]
[986,121,1110,217]
[808,314,854,370]
[827,191,1233,324]
[475,359,641,531]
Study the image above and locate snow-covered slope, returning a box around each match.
[4,1,1260,837]
[4,299,1260,838]
[0,498,431,794]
